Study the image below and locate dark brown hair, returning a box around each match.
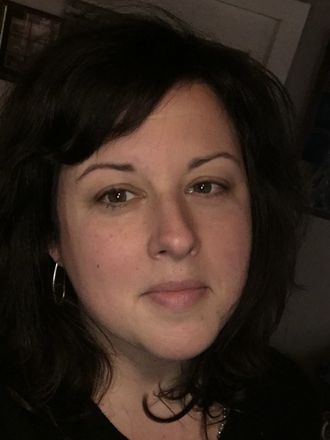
[0,6,303,427]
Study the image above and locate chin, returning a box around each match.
[147,333,219,362]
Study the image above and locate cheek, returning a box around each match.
[59,218,145,299]
[224,220,251,271]
[202,208,252,286]
[205,202,251,251]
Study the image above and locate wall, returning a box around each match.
[271,215,330,374]
[286,0,330,130]
[9,0,64,15]
[276,0,330,375]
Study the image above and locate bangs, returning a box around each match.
[32,19,200,165]
[48,67,174,165]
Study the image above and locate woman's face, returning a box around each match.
[51,83,251,362]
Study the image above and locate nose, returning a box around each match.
[147,196,200,260]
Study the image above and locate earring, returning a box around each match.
[52,262,66,304]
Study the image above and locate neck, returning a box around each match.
[93,343,224,440]
[98,348,186,414]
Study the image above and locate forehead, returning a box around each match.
[64,82,242,179]
[150,82,224,118]
[99,82,239,154]
[145,83,237,145]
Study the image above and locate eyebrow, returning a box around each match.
[188,152,240,170]
[77,162,135,181]
[76,151,240,182]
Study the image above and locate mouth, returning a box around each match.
[143,280,208,312]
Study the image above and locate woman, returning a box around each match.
[0,8,320,440]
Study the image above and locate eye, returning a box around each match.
[98,187,136,207]
[187,180,229,196]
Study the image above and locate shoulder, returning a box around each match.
[0,385,64,440]
[223,348,321,440]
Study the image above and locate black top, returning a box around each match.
[0,351,321,440]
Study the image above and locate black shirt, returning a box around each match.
[0,351,321,440]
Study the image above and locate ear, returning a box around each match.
[48,241,62,266]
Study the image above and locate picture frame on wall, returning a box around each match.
[0,1,61,81]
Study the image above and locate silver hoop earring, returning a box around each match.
[52,263,66,304]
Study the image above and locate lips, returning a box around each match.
[143,280,208,311]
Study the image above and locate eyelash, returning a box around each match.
[98,180,230,209]
[98,187,137,209]
[186,180,229,196]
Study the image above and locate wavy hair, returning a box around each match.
[0,7,304,425]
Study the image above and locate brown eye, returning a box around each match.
[193,182,213,193]
[100,188,136,207]
[188,181,228,195]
